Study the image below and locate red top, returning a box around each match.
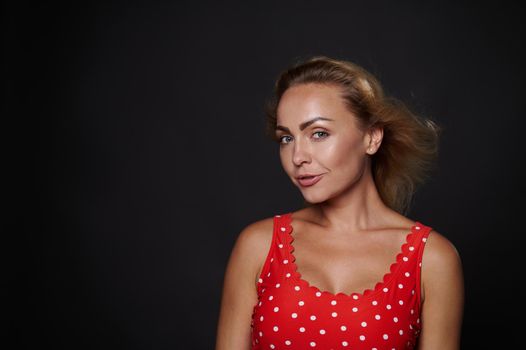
[250,212,432,350]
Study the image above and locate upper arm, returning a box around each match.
[215,218,274,350]
[417,229,465,350]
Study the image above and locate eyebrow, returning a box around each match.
[275,116,334,133]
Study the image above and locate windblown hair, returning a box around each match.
[264,56,442,215]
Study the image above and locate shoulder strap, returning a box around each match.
[413,223,433,315]
[256,215,281,295]
[413,223,433,267]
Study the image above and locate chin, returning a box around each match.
[300,191,329,204]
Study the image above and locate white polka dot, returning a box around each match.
[283,259,289,264]
[359,335,365,341]
[310,341,316,347]
[268,295,273,300]
[286,273,291,278]
[372,300,378,305]
[319,329,326,335]
[280,227,286,232]
[278,244,283,248]
[410,309,414,314]
[383,334,389,340]
[341,325,347,331]
[315,291,322,297]
[298,300,305,306]
[410,324,413,329]
[409,246,415,251]
[258,278,263,283]
[270,344,275,349]
[294,286,300,291]
[285,340,291,345]
[352,307,358,312]
[383,287,389,292]
[422,237,427,242]
[393,317,398,322]
[403,256,409,262]
[405,272,410,277]
[361,321,367,327]
[375,314,381,320]
[417,318,420,323]
[331,300,337,305]
[310,315,317,321]
[399,300,404,305]
[258,301,262,306]
[276,283,281,288]
[273,326,279,332]
[332,312,338,317]
[267,272,271,277]
[299,327,305,332]
[276,215,281,217]
[271,258,274,262]
[415,226,421,230]
[342,341,348,346]
[274,307,279,312]
[352,294,359,300]
[386,304,392,310]
[259,331,263,337]
[291,313,297,318]
[411,289,415,295]
[399,329,404,335]
[398,283,404,289]
[419,262,422,267]
[260,316,264,321]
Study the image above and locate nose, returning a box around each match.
[292,138,311,166]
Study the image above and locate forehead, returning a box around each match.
[276,83,350,125]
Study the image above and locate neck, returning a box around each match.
[312,164,395,234]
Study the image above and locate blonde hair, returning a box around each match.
[264,56,442,215]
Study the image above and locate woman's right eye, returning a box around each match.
[278,135,292,144]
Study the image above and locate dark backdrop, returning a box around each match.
[7,1,525,349]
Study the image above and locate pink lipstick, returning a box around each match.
[297,174,323,187]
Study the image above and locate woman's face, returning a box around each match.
[275,83,376,204]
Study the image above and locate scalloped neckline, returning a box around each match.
[282,212,423,301]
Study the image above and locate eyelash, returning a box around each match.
[278,131,330,145]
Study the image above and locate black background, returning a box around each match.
[7,1,525,349]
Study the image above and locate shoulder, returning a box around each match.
[422,228,462,268]
[421,228,464,300]
[229,216,276,279]
[216,216,276,348]
[416,228,464,347]
[235,215,275,253]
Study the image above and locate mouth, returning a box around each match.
[296,174,323,187]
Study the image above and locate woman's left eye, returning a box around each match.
[313,131,329,139]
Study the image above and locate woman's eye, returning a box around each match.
[313,131,329,139]
[277,135,291,144]
[278,132,329,145]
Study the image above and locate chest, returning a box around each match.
[251,273,421,350]
[290,230,409,296]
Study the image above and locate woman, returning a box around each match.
[216,56,464,349]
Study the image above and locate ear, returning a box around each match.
[365,126,383,155]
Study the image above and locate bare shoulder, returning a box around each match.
[216,216,275,349]
[417,228,464,348]
[235,216,274,256]
[232,216,275,283]
[421,228,464,300]
[423,229,463,269]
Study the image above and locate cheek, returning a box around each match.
[279,150,292,173]
[323,137,364,168]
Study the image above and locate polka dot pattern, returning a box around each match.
[251,213,432,349]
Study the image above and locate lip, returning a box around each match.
[297,174,323,187]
